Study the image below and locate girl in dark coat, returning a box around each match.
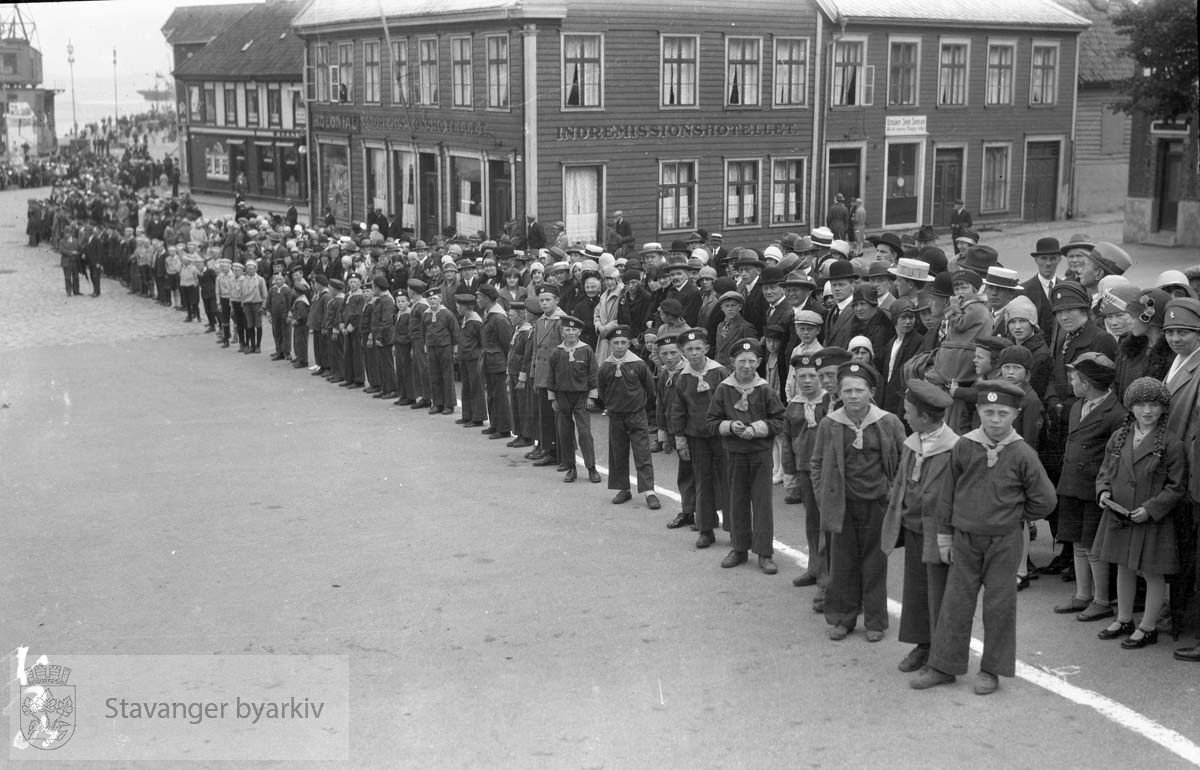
[1092,378,1187,648]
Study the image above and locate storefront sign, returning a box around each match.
[554,122,804,141]
[310,110,486,138]
[885,115,927,136]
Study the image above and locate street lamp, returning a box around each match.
[113,49,118,125]
[67,40,77,136]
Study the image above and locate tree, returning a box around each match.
[1112,0,1199,121]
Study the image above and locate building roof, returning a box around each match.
[292,0,566,30]
[161,3,259,46]
[1055,0,1136,84]
[813,0,1091,28]
[174,1,306,80]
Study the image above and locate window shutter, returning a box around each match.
[863,65,875,106]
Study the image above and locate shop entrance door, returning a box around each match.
[418,152,439,242]
[1156,140,1183,231]
[827,147,861,205]
[932,148,963,226]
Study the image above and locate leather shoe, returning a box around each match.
[531,457,557,467]
[695,531,715,549]
[428,407,443,415]
[525,448,544,460]
[1076,602,1115,622]
[910,667,955,690]
[1098,620,1136,640]
[720,550,748,568]
[974,671,999,695]
[587,468,602,483]
[410,400,430,409]
[1173,644,1200,662]
[865,630,885,643]
[488,433,509,440]
[758,556,777,574]
[1053,598,1090,614]
[481,427,495,434]
[646,494,661,510]
[612,490,632,504]
[666,512,694,529]
[792,573,817,587]
[563,468,577,483]
[1121,628,1158,649]
[827,625,850,641]
[898,646,929,673]
[509,438,534,448]
[555,464,571,472]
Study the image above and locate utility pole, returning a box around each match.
[67,40,77,136]
[113,49,118,124]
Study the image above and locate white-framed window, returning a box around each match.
[887,38,920,107]
[418,37,439,106]
[771,157,807,224]
[1030,41,1059,106]
[831,38,872,107]
[450,35,472,108]
[938,39,969,106]
[337,42,354,103]
[485,35,509,109]
[391,39,409,105]
[266,84,281,127]
[244,85,259,126]
[725,37,761,106]
[773,37,809,107]
[223,86,238,125]
[981,142,1011,213]
[188,85,203,122]
[985,40,1015,105]
[313,44,329,102]
[659,160,698,231]
[562,33,603,108]
[362,41,380,103]
[725,159,760,228]
[661,35,698,108]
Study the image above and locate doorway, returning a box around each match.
[418,152,439,242]
[1156,139,1183,231]
[488,160,512,239]
[1024,141,1059,221]
[828,147,862,205]
[932,148,963,227]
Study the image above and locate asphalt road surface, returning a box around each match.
[2,186,1199,769]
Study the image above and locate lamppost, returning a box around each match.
[112,49,118,124]
[67,40,77,136]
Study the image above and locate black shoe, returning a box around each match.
[364,387,381,394]
[525,448,544,460]
[666,512,695,529]
[562,468,577,483]
[1061,565,1076,583]
[1017,576,1031,592]
[587,468,602,483]
[784,493,803,504]
[646,494,661,510]
[488,432,509,440]
[1121,628,1158,649]
[898,646,930,673]
[455,418,468,424]
[293,361,308,368]
[410,400,429,409]
[531,457,557,467]
[695,531,715,549]
[1174,645,1200,662]
[555,464,571,472]
[428,407,443,415]
[720,550,748,568]
[792,573,818,587]
[509,438,534,448]
[612,490,632,504]
[466,421,484,428]
[1098,620,1136,640]
[481,427,495,434]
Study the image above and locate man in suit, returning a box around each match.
[611,210,634,252]
[82,225,104,297]
[733,250,768,334]
[665,257,703,327]
[826,194,849,240]
[823,259,858,349]
[1023,237,1061,341]
[761,267,792,338]
[949,199,972,245]
[707,233,728,273]
[59,225,82,296]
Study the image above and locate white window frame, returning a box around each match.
[450,35,473,109]
[391,39,409,106]
[724,36,762,107]
[980,141,1012,214]
[417,37,439,106]
[658,159,699,233]
[937,37,970,107]
[1029,40,1060,107]
[485,34,510,111]
[985,38,1016,106]
[337,42,354,104]
[881,138,926,229]
[561,32,604,110]
[362,40,381,104]
[660,34,699,109]
[772,36,810,108]
[830,36,872,107]
[770,156,808,225]
[724,158,761,229]
[887,36,921,108]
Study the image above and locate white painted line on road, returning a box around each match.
[577,454,1200,766]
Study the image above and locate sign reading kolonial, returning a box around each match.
[554,122,805,141]
[310,110,487,138]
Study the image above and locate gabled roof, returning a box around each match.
[174,1,306,80]
[161,3,259,46]
[292,0,566,31]
[812,0,1091,29]
[1055,0,1136,84]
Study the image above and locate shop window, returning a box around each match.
[363,41,381,104]
[884,143,920,225]
[831,40,871,106]
[486,35,509,109]
[773,38,808,107]
[321,144,351,223]
[981,143,1010,212]
[267,86,281,127]
[888,40,919,107]
[986,42,1015,105]
[725,160,760,227]
[281,147,304,199]
[1030,42,1059,105]
[258,146,276,193]
[659,161,697,231]
[451,36,472,108]
[366,148,388,214]
[204,141,229,179]
[661,35,698,108]
[771,157,807,224]
[451,156,484,238]
[245,87,259,127]
[726,37,760,106]
[418,38,439,106]
[562,34,602,108]
[392,39,409,105]
[938,41,968,106]
[337,43,354,103]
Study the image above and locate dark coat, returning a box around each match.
[1020,275,1057,341]
[1056,391,1126,500]
[1045,320,1116,416]
[878,332,926,415]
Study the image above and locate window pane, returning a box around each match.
[938,44,966,105]
[662,36,696,106]
[487,37,509,108]
[774,39,806,106]
[563,34,602,107]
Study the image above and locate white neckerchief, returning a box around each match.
[963,427,1022,467]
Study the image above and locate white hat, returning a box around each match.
[888,257,933,282]
[848,335,874,354]
[829,240,851,258]
[981,266,1024,291]
[690,247,710,264]
[763,245,784,262]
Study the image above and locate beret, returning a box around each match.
[764,324,787,341]
[314,273,329,285]
[679,327,708,343]
[974,379,1025,408]
[423,287,441,298]
[476,283,500,301]
[656,333,678,347]
[523,297,542,314]
[791,351,819,368]
[536,284,560,297]
[838,361,880,389]
[658,298,685,317]
[974,335,1012,356]
[560,315,585,330]
[328,278,344,290]
[905,379,954,410]
[373,276,390,291]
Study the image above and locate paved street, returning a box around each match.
[2,184,1200,768]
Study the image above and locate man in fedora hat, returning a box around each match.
[956,245,1000,279]
[1024,237,1062,338]
[733,249,768,333]
[1076,241,1133,307]
[824,260,859,349]
[868,231,904,264]
[949,199,972,248]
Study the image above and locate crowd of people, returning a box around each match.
[34,160,1200,696]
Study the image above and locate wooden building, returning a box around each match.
[810,0,1090,232]
[292,0,820,246]
[1124,114,1199,247]
[169,1,309,205]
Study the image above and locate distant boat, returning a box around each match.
[138,87,173,103]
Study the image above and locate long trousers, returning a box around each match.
[535,387,557,459]
[376,343,397,394]
[312,327,324,369]
[508,374,531,438]
[427,345,456,409]
[292,324,308,364]
[797,471,823,580]
[343,334,364,384]
[898,527,950,646]
[394,343,414,399]
[825,496,888,633]
[411,344,430,401]
[688,435,727,534]
[328,333,343,378]
[727,449,774,556]
[608,411,655,492]
[62,263,79,295]
[271,311,289,356]
[554,391,595,469]
[88,265,102,295]
[459,358,486,422]
[364,341,379,387]
[484,369,511,434]
[219,298,231,342]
